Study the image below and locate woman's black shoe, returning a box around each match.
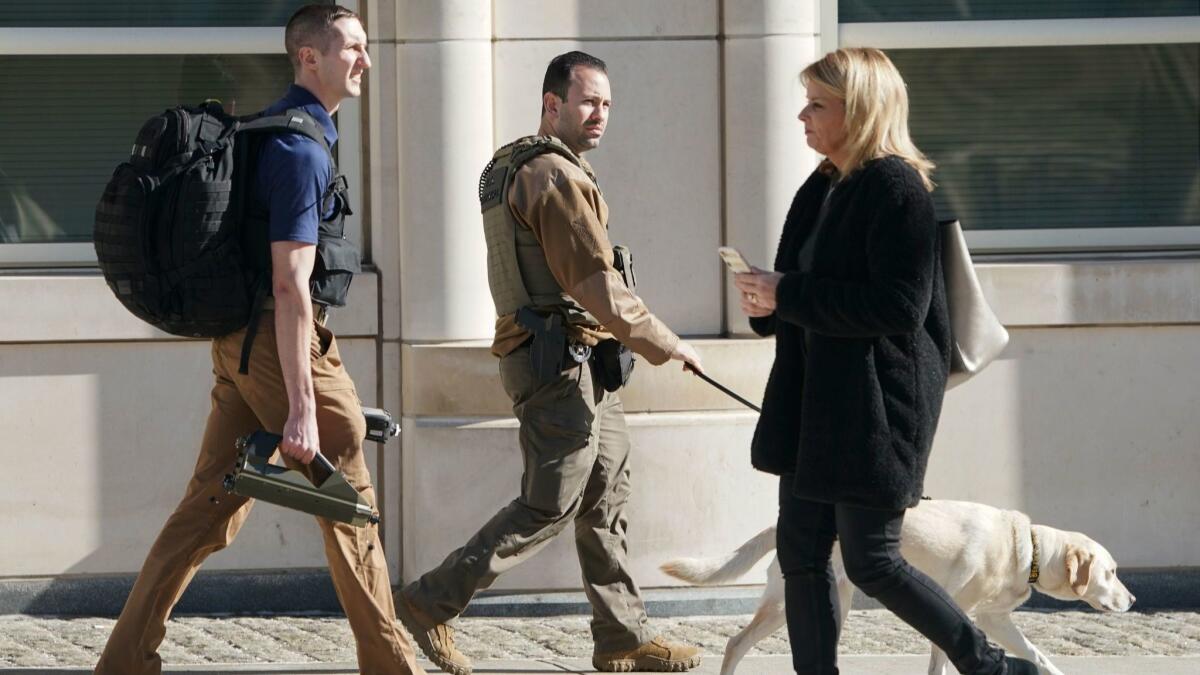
[1004,656,1040,674]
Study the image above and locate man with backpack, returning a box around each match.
[94,6,425,675]
[393,51,705,674]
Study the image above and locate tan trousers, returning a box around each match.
[95,316,422,675]
[403,346,651,652]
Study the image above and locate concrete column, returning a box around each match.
[491,1,722,335]
[361,0,401,580]
[722,0,822,335]
[364,0,494,579]
[395,0,494,342]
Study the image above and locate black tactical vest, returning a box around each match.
[235,127,361,374]
[241,141,360,308]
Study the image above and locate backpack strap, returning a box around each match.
[238,109,337,170]
[237,278,270,375]
[234,108,340,376]
[239,108,348,207]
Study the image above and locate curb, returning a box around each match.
[3,568,1198,617]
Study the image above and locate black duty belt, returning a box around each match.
[518,333,592,365]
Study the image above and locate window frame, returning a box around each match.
[0,0,365,266]
[829,6,1200,253]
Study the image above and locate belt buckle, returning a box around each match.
[567,342,592,364]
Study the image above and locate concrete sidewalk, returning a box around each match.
[2,609,1198,673]
[6,656,1200,674]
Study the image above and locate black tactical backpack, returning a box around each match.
[94,101,332,339]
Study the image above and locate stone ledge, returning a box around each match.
[978,258,1200,327]
[4,568,1198,617]
[402,339,775,417]
[0,570,340,617]
[0,271,380,343]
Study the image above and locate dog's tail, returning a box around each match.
[660,526,777,586]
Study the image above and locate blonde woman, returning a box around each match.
[734,49,1039,675]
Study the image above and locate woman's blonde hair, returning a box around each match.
[801,48,935,191]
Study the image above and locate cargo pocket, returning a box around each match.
[310,322,357,391]
[519,402,595,515]
[311,236,361,307]
[523,402,593,454]
[309,320,331,358]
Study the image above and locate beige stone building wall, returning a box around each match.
[1,1,1197,596]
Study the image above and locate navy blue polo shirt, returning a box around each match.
[254,84,339,244]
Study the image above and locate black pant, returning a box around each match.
[776,477,1007,675]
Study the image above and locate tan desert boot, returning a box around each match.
[393,591,472,675]
[592,635,702,672]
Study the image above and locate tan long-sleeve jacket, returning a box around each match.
[491,137,679,365]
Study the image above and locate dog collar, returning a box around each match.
[1028,528,1041,585]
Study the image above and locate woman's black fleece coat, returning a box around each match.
[750,156,952,511]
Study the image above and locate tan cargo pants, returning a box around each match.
[94,315,422,675]
[403,345,651,652]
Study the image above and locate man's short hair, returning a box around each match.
[542,51,608,103]
[285,4,361,70]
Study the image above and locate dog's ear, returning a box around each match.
[1066,545,1094,597]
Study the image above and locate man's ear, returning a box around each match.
[298,45,319,72]
[1065,545,1094,597]
[543,91,561,118]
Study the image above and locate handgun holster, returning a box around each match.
[516,306,568,385]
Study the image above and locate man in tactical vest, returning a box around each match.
[94,7,425,675]
[394,51,704,674]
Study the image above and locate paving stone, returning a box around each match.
[1,610,1198,667]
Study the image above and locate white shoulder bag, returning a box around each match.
[942,219,1009,389]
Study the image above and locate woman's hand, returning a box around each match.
[734,267,783,316]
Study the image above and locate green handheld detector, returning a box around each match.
[222,408,398,527]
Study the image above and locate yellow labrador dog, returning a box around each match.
[661,499,1135,675]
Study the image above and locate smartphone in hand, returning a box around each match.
[718,246,752,274]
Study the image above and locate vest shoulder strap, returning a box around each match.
[509,135,594,182]
[480,136,593,210]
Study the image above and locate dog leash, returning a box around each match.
[686,365,762,413]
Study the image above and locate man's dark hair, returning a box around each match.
[285,4,361,70]
[541,51,608,104]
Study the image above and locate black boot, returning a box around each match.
[1004,656,1040,674]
